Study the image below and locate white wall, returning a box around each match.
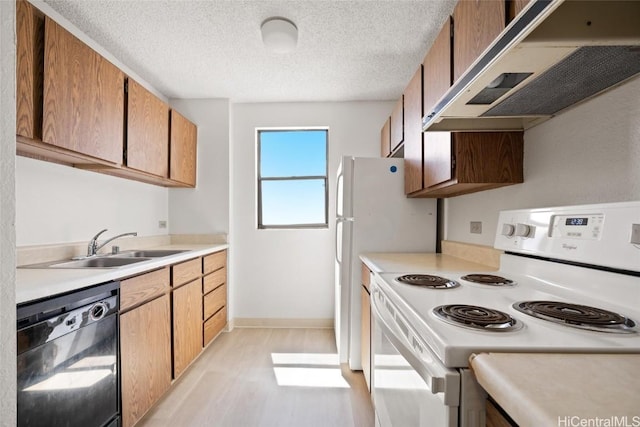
[169,99,230,235]
[0,0,17,423]
[446,77,640,246]
[16,157,169,246]
[230,102,393,322]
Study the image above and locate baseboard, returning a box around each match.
[232,318,334,329]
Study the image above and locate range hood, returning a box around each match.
[423,0,640,132]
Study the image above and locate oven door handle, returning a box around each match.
[371,288,460,405]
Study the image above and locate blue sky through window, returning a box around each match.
[259,130,328,228]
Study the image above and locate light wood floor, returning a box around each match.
[138,328,375,427]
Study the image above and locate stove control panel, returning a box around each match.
[495,201,640,272]
[549,214,604,240]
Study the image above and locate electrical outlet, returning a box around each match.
[631,224,640,244]
[470,221,482,234]
[158,220,167,229]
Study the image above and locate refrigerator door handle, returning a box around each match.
[335,217,353,264]
[335,220,342,264]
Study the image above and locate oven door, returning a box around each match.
[371,285,459,427]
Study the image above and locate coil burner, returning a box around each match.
[513,301,637,334]
[460,274,515,286]
[396,274,459,289]
[433,304,522,332]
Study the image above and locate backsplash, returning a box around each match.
[445,76,640,247]
[17,234,227,266]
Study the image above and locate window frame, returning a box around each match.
[257,128,329,230]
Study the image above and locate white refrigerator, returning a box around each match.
[335,156,437,369]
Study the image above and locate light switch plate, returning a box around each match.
[631,224,640,244]
[470,221,482,234]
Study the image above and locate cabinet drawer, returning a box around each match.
[172,257,201,287]
[120,268,170,312]
[204,284,226,321]
[203,267,226,294]
[203,250,226,275]
[204,306,227,346]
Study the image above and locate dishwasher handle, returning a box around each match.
[371,287,460,406]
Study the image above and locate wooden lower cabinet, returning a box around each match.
[173,278,203,378]
[202,250,228,347]
[360,286,371,390]
[361,263,372,391]
[118,252,229,426]
[204,306,227,345]
[120,294,172,427]
[486,399,516,427]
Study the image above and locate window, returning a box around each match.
[257,129,328,229]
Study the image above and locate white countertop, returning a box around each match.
[360,252,497,273]
[17,243,228,304]
[470,353,640,426]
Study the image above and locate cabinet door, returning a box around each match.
[508,0,532,22]
[403,66,424,195]
[42,17,124,164]
[423,131,453,188]
[453,0,505,83]
[173,278,203,378]
[454,132,523,185]
[120,294,172,427]
[423,17,451,119]
[390,97,404,152]
[380,117,391,158]
[169,110,197,187]
[126,79,169,177]
[486,400,516,427]
[360,286,371,390]
[16,0,44,140]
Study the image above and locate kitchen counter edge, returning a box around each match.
[359,252,498,274]
[16,243,229,304]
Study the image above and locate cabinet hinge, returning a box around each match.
[124,80,128,93]
[450,18,454,39]
[451,155,456,170]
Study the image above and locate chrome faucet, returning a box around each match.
[87,229,138,257]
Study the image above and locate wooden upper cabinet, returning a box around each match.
[509,0,533,22]
[42,17,124,164]
[416,131,523,198]
[126,79,169,177]
[169,110,197,187]
[403,66,424,195]
[390,96,404,152]
[423,17,452,120]
[423,131,453,190]
[16,0,44,140]
[452,0,506,83]
[380,117,391,157]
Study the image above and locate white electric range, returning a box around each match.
[370,201,640,427]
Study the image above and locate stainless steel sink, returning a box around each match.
[114,249,188,258]
[19,248,190,269]
[48,257,151,268]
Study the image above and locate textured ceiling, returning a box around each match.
[43,0,457,102]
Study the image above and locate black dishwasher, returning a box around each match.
[17,281,120,427]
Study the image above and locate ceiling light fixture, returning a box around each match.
[261,17,298,54]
